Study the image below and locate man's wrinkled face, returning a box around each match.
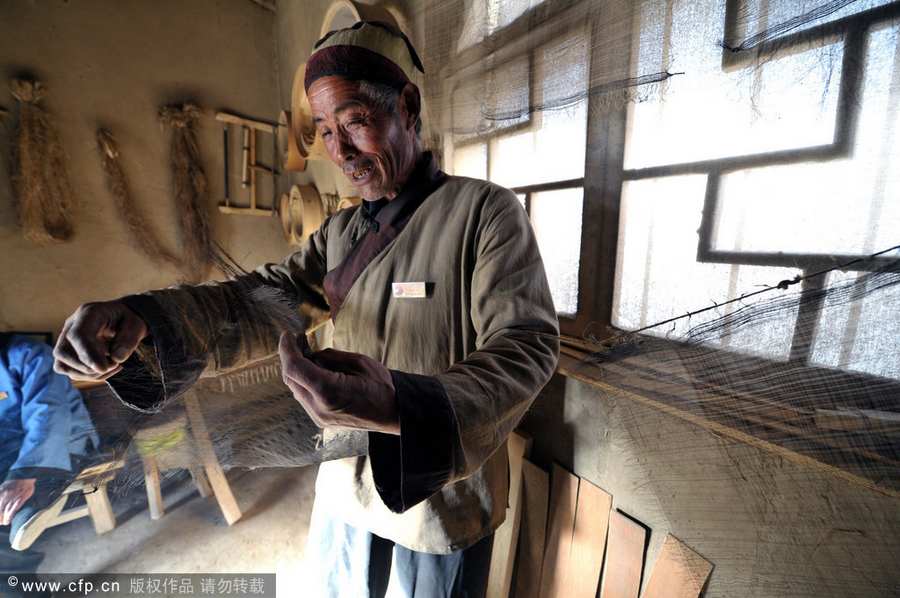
[308,76,417,201]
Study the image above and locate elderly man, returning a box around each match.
[53,21,558,597]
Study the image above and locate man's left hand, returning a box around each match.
[0,478,36,525]
[279,333,400,435]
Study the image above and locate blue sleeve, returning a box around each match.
[9,342,74,475]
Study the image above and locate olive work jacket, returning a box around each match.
[108,153,560,554]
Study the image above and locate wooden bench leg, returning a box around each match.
[143,455,165,520]
[190,465,212,498]
[184,392,242,525]
[85,483,116,534]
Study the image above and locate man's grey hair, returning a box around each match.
[358,80,423,136]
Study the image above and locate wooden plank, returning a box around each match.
[143,455,165,520]
[76,459,124,479]
[249,126,257,210]
[599,511,647,598]
[215,111,276,133]
[642,534,714,598]
[514,460,549,598]
[65,469,118,494]
[190,465,213,498]
[487,432,533,598]
[538,464,579,598]
[50,505,89,527]
[85,484,117,534]
[184,391,242,525]
[217,205,272,217]
[569,480,612,598]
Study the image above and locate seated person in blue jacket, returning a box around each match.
[0,334,99,571]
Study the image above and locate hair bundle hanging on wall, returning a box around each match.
[9,77,76,243]
[159,103,214,282]
[96,128,182,268]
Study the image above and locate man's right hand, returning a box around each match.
[53,301,149,381]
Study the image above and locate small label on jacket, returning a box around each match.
[0,391,7,400]
[392,282,427,298]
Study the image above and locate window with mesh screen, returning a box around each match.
[449,25,589,317]
[612,1,900,374]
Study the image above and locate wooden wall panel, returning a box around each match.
[487,432,533,598]
[569,480,612,598]
[642,534,713,598]
[538,464,579,598]
[513,460,550,598]
[599,511,647,598]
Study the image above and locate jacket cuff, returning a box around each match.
[369,371,458,513]
[106,294,204,413]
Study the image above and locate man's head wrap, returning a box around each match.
[304,21,425,93]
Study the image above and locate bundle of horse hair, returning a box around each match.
[10,78,76,243]
[158,103,214,282]
[96,128,181,267]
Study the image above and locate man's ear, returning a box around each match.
[399,83,421,132]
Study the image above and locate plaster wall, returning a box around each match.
[0,0,289,335]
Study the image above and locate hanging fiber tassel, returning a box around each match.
[159,103,214,281]
[96,128,181,268]
[10,78,76,243]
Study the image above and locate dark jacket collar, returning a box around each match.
[361,152,445,228]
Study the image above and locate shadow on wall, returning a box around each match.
[519,374,576,473]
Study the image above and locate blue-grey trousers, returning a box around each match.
[304,506,494,598]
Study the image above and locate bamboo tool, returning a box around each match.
[281,184,324,245]
[222,124,229,201]
[280,185,362,246]
[287,62,329,169]
[216,111,278,216]
[240,126,250,187]
[278,110,309,172]
[279,109,327,172]
[279,186,306,245]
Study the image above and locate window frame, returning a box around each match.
[440,0,900,343]
[618,0,900,365]
[441,0,599,333]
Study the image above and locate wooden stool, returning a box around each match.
[12,459,122,550]
[134,391,242,525]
